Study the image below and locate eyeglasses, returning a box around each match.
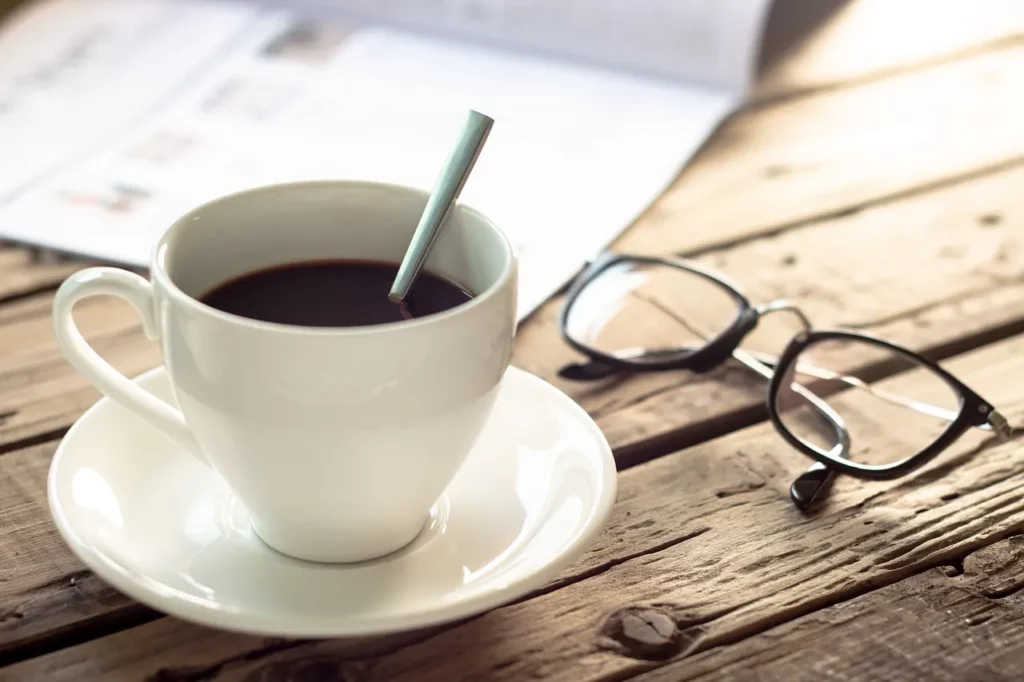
[558,252,1012,510]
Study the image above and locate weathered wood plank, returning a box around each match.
[0,29,1019,456]
[0,294,156,452]
[618,44,1024,256]
[0,8,1023,672]
[3,160,1022,463]
[4,333,1024,680]
[0,247,80,303]
[0,442,155,665]
[637,537,1024,682]
[0,0,25,22]
[517,161,1024,463]
[756,0,1024,99]
[0,430,704,662]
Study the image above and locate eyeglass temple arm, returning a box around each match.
[599,296,989,433]
[664,293,848,509]
[730,346,850,510]
[793,364,957,420]
[748,302,850,508]
[591,293,1008,503]
[637,295,850,510]
[589,297,846,510]
[789,357,1012,438]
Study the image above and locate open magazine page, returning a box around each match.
[0,0,262,202]
[260,0,774,89]
[0,0,749,319]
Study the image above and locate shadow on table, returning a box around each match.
[758,0,851,79]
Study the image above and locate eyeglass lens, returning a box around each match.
[774,337,963,468]
[563,259,741,362]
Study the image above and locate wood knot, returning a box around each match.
[0,606,25,623]
[602,607,689,661]
[978,212,1003,227]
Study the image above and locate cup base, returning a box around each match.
[251,513,428,564]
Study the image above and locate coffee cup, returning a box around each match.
[53,181,517,563]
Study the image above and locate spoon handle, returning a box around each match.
[389,109,494,302]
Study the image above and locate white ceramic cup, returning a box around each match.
[53,181,517,563]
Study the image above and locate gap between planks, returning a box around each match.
[634,536,1024,681]
[0,164,1019,663]
[0,7,1019,671]
[614,41,1024,257]
[2,158,1024,468]
[3,332,1024,679]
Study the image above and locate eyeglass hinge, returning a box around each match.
[987,409,1013,441]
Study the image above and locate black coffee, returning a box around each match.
[199,260,473,327]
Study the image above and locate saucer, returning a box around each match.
[47,366,617,637]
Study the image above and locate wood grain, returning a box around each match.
[0,247,80,304]
[2,158,1022,462]
[1,5,1024,676]
[0,293,156,452]
[617,43,1024,256]
[517,161,1024,463]
[0,442,155,665]
[637,536,1024,682]
[4,333,1024,681]
[756,0,1024,99]
[0,0,24,21]
[2,20,1023,457]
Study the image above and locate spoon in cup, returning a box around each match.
[389,109,494,314]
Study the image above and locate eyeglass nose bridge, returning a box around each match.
[755,300,813,331]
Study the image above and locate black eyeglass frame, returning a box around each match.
[768,329,1006,481]
[559,252,762,376]
[559,252,838,510]
[558,252,1011,486]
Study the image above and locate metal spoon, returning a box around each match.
[389,109,494,304]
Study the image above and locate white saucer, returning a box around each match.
[47,366,616,637]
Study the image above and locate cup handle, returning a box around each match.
[53,267,206,464]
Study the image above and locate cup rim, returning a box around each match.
[150,180,516,337]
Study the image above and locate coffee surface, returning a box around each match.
[199,260,473,327]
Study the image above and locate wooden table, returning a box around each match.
[3,2,1024,679]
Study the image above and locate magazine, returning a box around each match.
[0,0,773,318]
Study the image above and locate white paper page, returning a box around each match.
[0,4,735,319]
[260,0,774,89]
[0,0,261,202]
